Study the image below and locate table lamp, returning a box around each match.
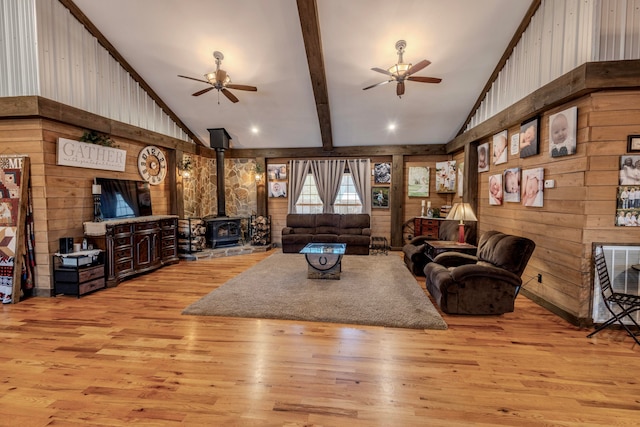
[446,202,477,244]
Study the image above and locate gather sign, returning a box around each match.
[56,138,126,171]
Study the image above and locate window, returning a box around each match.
[295,170,363,214]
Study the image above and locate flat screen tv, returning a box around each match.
[96,178,152,220]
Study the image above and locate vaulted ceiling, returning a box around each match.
[70,0,533,150]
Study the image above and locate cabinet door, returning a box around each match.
[134,231,162,270]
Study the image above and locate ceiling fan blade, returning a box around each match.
[397,81,405,96]
[222,88,239,103]
[192,87,215,97]
[371,67,392,76]
[216,69,227,83]
[407,76,442,84]
[226,84,257,91]
[363,80,392,90]
[178,74,210,84]
[407,59,431,76]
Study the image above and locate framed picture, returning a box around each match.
[628,135,640,153]
[510,132,520,156]
[372,187,389,208]
[489,173,503,205]
[477,142,489,172]
[521,167,544,207]
[619,155,640,185]
[616,186,640,226]
[268,181,287,198]
[407,166,429,197]
[373,162,391,184]
[503,167,521,203]
[267,163,287,180]
[549,106,577,157]
[457,161,464,196]
[493,130,508,165]
[519,116,539,158]
[435,160,456,193]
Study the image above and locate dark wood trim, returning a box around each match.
[0,96,205,155]
[520,288,587,327]
[390,154,404,248]
[296,0,333,151]
[462,142,478,211]
[227,144,446,159]
[446,60,640,153]
[457,0,542,136]
[255,157,267,216]
[58,0,204,145]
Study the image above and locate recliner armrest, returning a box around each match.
[450,264,522,287]
[403,243,426,260]
[408,235,436,246]
[282,227,293,235]
[362,228,372,236]
[433,252,478,268]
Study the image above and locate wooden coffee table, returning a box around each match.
[299,243,346,280]
[424,240,477,263]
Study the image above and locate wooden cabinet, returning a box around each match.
[53,256,105,298]
[87,216,179,287]
[414,217,440,239]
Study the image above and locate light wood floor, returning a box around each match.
[1,250,639,426]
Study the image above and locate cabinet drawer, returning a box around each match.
[161,238,175,248]
[78,264,104,282]
[114,247,132,260]
[162,228,175,238]
[135,221,160,232]
[114,224,132,235]
[162,247,176,259]
[114,235,133,248]
[78,277,106,295]
[115,258,134,274]
[161,219,176,228]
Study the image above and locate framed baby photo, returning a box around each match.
[521,167,544,207]
[372,187,389,208]
[628,135,640,153]
[373,162,391,184]
[477,142,489,172]
[503,167,521,203]
[492,130,508,165]
[267,163,287,180]
[519,116,539,158]
[488,174,503,206]
[549,106,577,157]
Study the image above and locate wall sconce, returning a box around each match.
[255,172,263,183]
[254,162,264,184]
[179,157,193,179]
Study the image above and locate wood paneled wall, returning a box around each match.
[471,89,640,324]
[0,118,174,296]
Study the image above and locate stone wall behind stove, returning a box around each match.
[183,155,258,219]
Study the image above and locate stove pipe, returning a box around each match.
[208,128,231,217]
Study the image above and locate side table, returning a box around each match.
[424,240,477,263]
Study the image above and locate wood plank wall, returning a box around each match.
[0,118,173,296]
[471,89,640,324]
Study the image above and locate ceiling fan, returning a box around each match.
[363,40,442,98]
[178,51,257,104]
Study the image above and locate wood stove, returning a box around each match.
[205,217,242,248]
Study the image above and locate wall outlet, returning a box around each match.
[544,179,555,188]
[537,273,542,283]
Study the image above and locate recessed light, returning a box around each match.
[251,126,259,134]
[388,123,397,131]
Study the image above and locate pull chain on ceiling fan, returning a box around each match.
[178,51,257,104]
[363,40,441,98]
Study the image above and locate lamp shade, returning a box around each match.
[446,202,477,222]
[446,202,477,244]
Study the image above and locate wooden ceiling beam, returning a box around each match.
[296,0,333,151]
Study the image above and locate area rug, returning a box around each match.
[182,252,447,330]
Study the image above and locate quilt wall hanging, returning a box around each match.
[0,155,33,304]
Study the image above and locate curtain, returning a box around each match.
[287,160,311,213]
[347,159,371,215]
[310,159,346,213]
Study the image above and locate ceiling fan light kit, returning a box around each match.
[178,50,257,104]
[364,40,441,98]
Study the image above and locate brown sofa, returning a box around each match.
[281,213,371,255]
[424,231,535,315]
[402,220,477,276]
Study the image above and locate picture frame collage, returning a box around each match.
[267,163,287,198]
[372,162,391,208]
[479,106,579,208]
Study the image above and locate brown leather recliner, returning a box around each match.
[424,231,535,315]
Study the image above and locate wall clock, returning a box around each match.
[138,146,167,185]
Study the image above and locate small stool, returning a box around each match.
[370,236,389,255]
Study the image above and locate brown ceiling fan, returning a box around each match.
[363,40,441,98]
[178,51,257,104]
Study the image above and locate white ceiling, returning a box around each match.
[72,0,532,150]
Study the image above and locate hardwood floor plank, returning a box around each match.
[0,250,638,425]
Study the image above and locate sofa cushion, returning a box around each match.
[312,234,338,243]
[340,214,370,229]
[337,234,370,246]
[286,214,316,229]
[292,227,315,234]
